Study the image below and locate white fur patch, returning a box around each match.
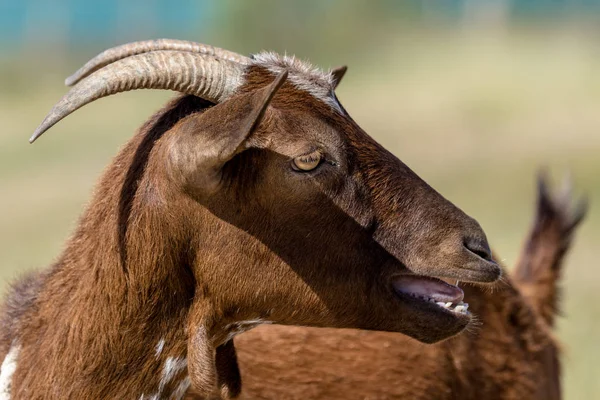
[155,339,165,359]
[160,357,187,392]
[170,376,191,400]
[141,357,188,400]
[251,52,343,113]
[0,344,20,400]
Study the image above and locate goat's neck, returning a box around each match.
[10,96,246,398]
[10,132,199,399]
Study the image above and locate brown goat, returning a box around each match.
[0,40,501,399]
[218,176,585,400]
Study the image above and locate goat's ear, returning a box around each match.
[167,70,288,194]
[331,65,348,89]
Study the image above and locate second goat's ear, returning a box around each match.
[167,70,288,193]
[331,65,347,89]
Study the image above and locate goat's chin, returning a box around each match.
[401,301,471,344]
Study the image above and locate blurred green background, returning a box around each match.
[1,1,598,398]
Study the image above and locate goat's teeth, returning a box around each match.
[444,302,452,308]
[436,302,446,307]
[453,302,469,314]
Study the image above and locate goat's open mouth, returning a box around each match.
[391,275,470,316]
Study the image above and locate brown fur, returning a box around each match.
[513,174,587,327]
[1,62,501,398]
[198,177,583,400]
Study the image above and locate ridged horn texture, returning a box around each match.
[65,39,251,86]
[30,51,247,143]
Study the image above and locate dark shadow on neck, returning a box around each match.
[117,95,214,276]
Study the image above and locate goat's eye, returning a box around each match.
[292,151,322,172]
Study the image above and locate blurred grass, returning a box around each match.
[1,28,599,398]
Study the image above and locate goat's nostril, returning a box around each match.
[463,237,493,262]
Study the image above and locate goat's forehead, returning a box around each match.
[255,109,345,157]
[250,52,342,113]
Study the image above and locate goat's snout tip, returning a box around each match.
[472,260,502,283]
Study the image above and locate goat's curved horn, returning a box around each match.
[65,39,250,86]
[30,51,246,143]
